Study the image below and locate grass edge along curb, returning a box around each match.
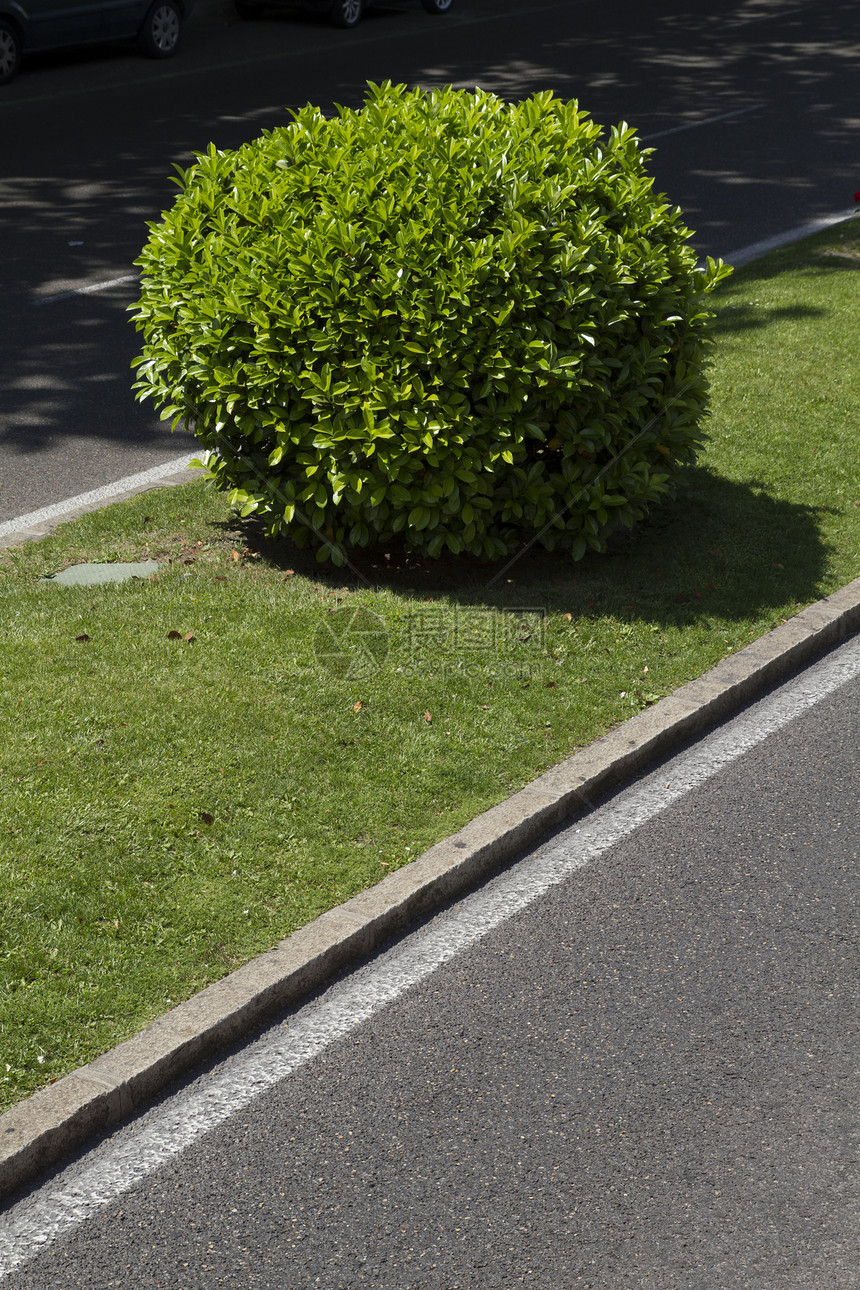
[3,575,860,1202]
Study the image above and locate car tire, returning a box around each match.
[420,0,453,11]
[329,0,363,27]
[138,0,182,57]
[234,0,265,17]
[0,18,22,85]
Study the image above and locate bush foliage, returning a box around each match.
[132,82,729,564]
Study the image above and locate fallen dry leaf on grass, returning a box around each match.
[423,710,432,723]
[353,701,363,712]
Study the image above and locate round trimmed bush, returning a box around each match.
[131,82,729,565]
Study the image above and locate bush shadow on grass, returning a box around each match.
[709,301,827,337]
[227,463,832,631]
[709,219,860,336]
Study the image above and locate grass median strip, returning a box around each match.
[2,220,859,1113]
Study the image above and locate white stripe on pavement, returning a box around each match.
[33,274,139,306]
[642,104,762,141]
[721,209,858,267]
[2,632,860,1278]
[0,453,199,541]
[725,5,805,27]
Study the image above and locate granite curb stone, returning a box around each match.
[2,574,859,1201]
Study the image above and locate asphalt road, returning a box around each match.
[1,0,858,521]
[2,635,858,1286]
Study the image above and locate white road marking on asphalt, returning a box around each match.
[721,209,858,267]
[725,5,805,27]
[2,632,859,1277]
[33,273,139,306]
[0,453,199,541]
[641,104,762,141]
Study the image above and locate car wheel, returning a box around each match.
[420,0,453,11]
[234,0,265,17]
[329,0,363,27]
[0,19,22,85]
[138,0,182,57]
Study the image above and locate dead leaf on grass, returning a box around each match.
[352,701,363,712]
[423,710,432,723]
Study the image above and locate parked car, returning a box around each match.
[234,0,452,29]
[0,0,191,84]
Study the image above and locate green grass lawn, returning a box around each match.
[1,219,858,1113]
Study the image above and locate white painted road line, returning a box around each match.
[725,5,805,27]
[641,103,762,142]
[0,453,199,540]
[2,631,859,1279]
[32,273,139,306]
[722,209,859,268]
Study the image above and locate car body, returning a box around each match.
[234,0,453,29]
[0,0,191,83]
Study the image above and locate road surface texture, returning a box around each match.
[1,0,858,519]
[2,633,858,1287]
